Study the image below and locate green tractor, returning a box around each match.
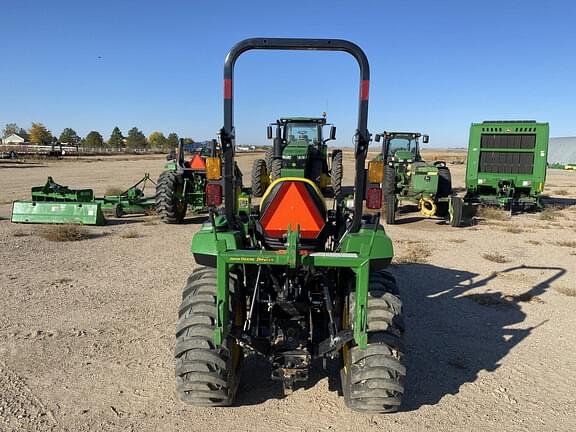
[251,116,342,198]
[175,38,405,413]
[374,131,453,224]
[155,139,219,223]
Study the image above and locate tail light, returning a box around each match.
[206,183,222,207]
[366,186,382,209]
[206,157,222,180]
[367,160,384,183]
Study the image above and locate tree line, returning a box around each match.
[2,122,194,151]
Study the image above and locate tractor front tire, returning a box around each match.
[251,158,268,198]
[343,271,405,413]
[175,267,243,406]
[271,159,282,182]
[155,171,187,224]
[331,150,343,199]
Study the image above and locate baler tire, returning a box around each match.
[437,167,452,198]
[343,271,405,413]
[155,171,187,224]
[251,159,268,198]
[271,159,282,182]
[449,195,464,227]
[175,267,242,407]
[331,150,343,199]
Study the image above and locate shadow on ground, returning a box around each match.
[234,263,566,410]
[393,263,566,411]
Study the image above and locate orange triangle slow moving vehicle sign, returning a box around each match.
[260,181,325,239]
[190,154,206,170]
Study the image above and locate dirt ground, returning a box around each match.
[1,152,575,432]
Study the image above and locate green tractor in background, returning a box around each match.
[251,116,343,198]
[155,139,220,223]
[374,131,452,224]
[175,38,405,413]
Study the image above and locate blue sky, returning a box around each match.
[1,0,574,147]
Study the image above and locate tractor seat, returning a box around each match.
[257,178,328,250]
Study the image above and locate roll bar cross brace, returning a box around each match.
[220,38,370,233]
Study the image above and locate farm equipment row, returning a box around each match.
[6,36,554,415]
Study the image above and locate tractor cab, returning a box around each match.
[378,132,428,164]
[251,116,341,197]
[267,117,336,177]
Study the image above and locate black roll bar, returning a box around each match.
[221,38,371,233]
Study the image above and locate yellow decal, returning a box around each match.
[229,256,275,263]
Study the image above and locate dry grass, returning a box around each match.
[477,207,509,221]
[142,219,158,226]
[447,238,466,243]
[503,226,523,234]
[526,240,541,245]
[105,187,124,196]
[554,286,576,297]
[13,230,32,237]
[555,240,576,248]
[120,228,141,239]
[482,251,510,263]
[539,208,558,221]
[465,292,542,306]
[554,189,569,196]
[465,293,510,307]
[394,242,432,264]
[38,224,91,242]
[504,293,544,304]
[145,207,157,216]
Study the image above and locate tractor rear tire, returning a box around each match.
[251,158,268,198]
[155,171,187,224]
[265,149,274,173]
[384,194,396,225]
[343,271,405,413]
[383,165,396,196]
[271,159,282,182]
[175,267,243,406]
[437,167,452,198]
[331,150,343,199]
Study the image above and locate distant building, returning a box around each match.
[548,137,576,165]
[2,133,28,145]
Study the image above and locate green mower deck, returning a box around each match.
[11,174,156,225]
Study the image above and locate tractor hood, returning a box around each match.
[391,150,415,162]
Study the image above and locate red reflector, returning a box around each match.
[360,79,369,101]
[206,183,222,207]
[224,79,232,99]
[260,182,325,239]
[366,187,382,209]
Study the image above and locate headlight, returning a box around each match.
[522,180,532,187]
[478,179,484,184]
